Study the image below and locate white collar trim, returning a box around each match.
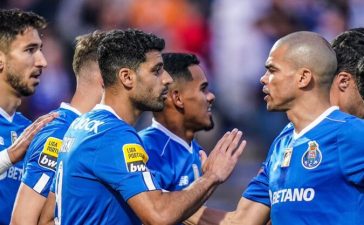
[60,102,82,116]
[93,104,122,120]
[0,107,14,123]
[293,106,339,139]
[151,118,193,153]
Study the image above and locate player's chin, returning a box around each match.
[203,117,214,131]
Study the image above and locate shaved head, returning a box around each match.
[274,31,337,90]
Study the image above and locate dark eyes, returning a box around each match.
[25,45,42,54]
[154,67,163,76]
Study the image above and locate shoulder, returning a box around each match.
[13,112,32,126]
[139,127,166,142]
[139,127,169,154]
[326,110,364,133]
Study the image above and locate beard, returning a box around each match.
[133,93,165,112]
[6,72,35,96]
[203,116,215,131]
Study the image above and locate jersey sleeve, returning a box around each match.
[337,119,364,187]
[242,160,271,207]
[93,130,161,201]
[22,132,62,198]
[145,144,173,191]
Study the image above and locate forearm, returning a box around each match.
[130,172,220,225]
[184,198,270,225]
[184,206,229,225]
[168,173,220,222]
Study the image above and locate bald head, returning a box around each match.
[274,31,337,89]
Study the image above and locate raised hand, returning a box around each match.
[7,112,58,163]
[202,129,246,184]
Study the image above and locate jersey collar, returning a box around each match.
[93,104,122,120]
[293,106,339,140]
[60,102,82,116]
[151,118,193,153]
[0,107,14,123]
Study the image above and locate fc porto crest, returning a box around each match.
[301,141,322,169]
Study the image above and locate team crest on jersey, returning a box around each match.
[301,141,322,169]
[122,144,149,172]
[38,137,62,171]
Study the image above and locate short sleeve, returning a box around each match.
[93,130,161,201]
[338,120,364,187]
[242,161,271,207]
[22,135,62,197]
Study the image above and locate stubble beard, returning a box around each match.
[6,71,35,96]
[133,93,165,112]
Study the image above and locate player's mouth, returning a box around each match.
[262,86,270,101]
[161,88,169,100]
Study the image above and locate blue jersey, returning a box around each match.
[139,119,202,191]
[55,104,161,225]
[22,103,80,198]
[0,108,31,225]
[244,107,364,225]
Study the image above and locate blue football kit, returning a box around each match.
[22,103,81,198]
[54,104,161,225]
[139,119,203,191]
[0,107,31,225]
[243,106,364,224]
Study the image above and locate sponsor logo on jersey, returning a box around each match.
[281,147,293,168]
[0,166,23,181]
[11,131,18,144]
[38,137,62,171]
[0,136,4,145]
[59,137,75,153]
[270,188,315,205]
[178,176,189,186]
[122,144,148,172]
[71,117,104,134]
[301,141,322,169]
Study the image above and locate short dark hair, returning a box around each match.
[332,28,364,99]
[356,57,364,99]
[162,53,200,81]
[72,30,107,75]
[97,29,165,87]
[331,28,364,76]
[0,9,47,52]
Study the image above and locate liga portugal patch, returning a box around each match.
[122,144,149,172]
[38,137,62,171]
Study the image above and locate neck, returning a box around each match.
[0,80,22,115]
[154,111,194,144]
[287,94,331,134]
[69,85,101,114]
[102,89,141,125]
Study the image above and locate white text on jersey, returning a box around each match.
[270,188,315,205]
[71,117,104,134]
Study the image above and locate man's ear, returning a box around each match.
[171,90,184,109]
[335,72,352,92]
[0,51,5,71]
[297,68,313,88]
[118,68,134,88]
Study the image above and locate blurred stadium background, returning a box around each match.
[2,0,364,210]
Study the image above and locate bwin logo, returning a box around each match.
[129,163,147,172]
[71,117,104,133]
[39,155,57,171]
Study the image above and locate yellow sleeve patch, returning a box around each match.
[42,137,63,157]
[122,144,149,164]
